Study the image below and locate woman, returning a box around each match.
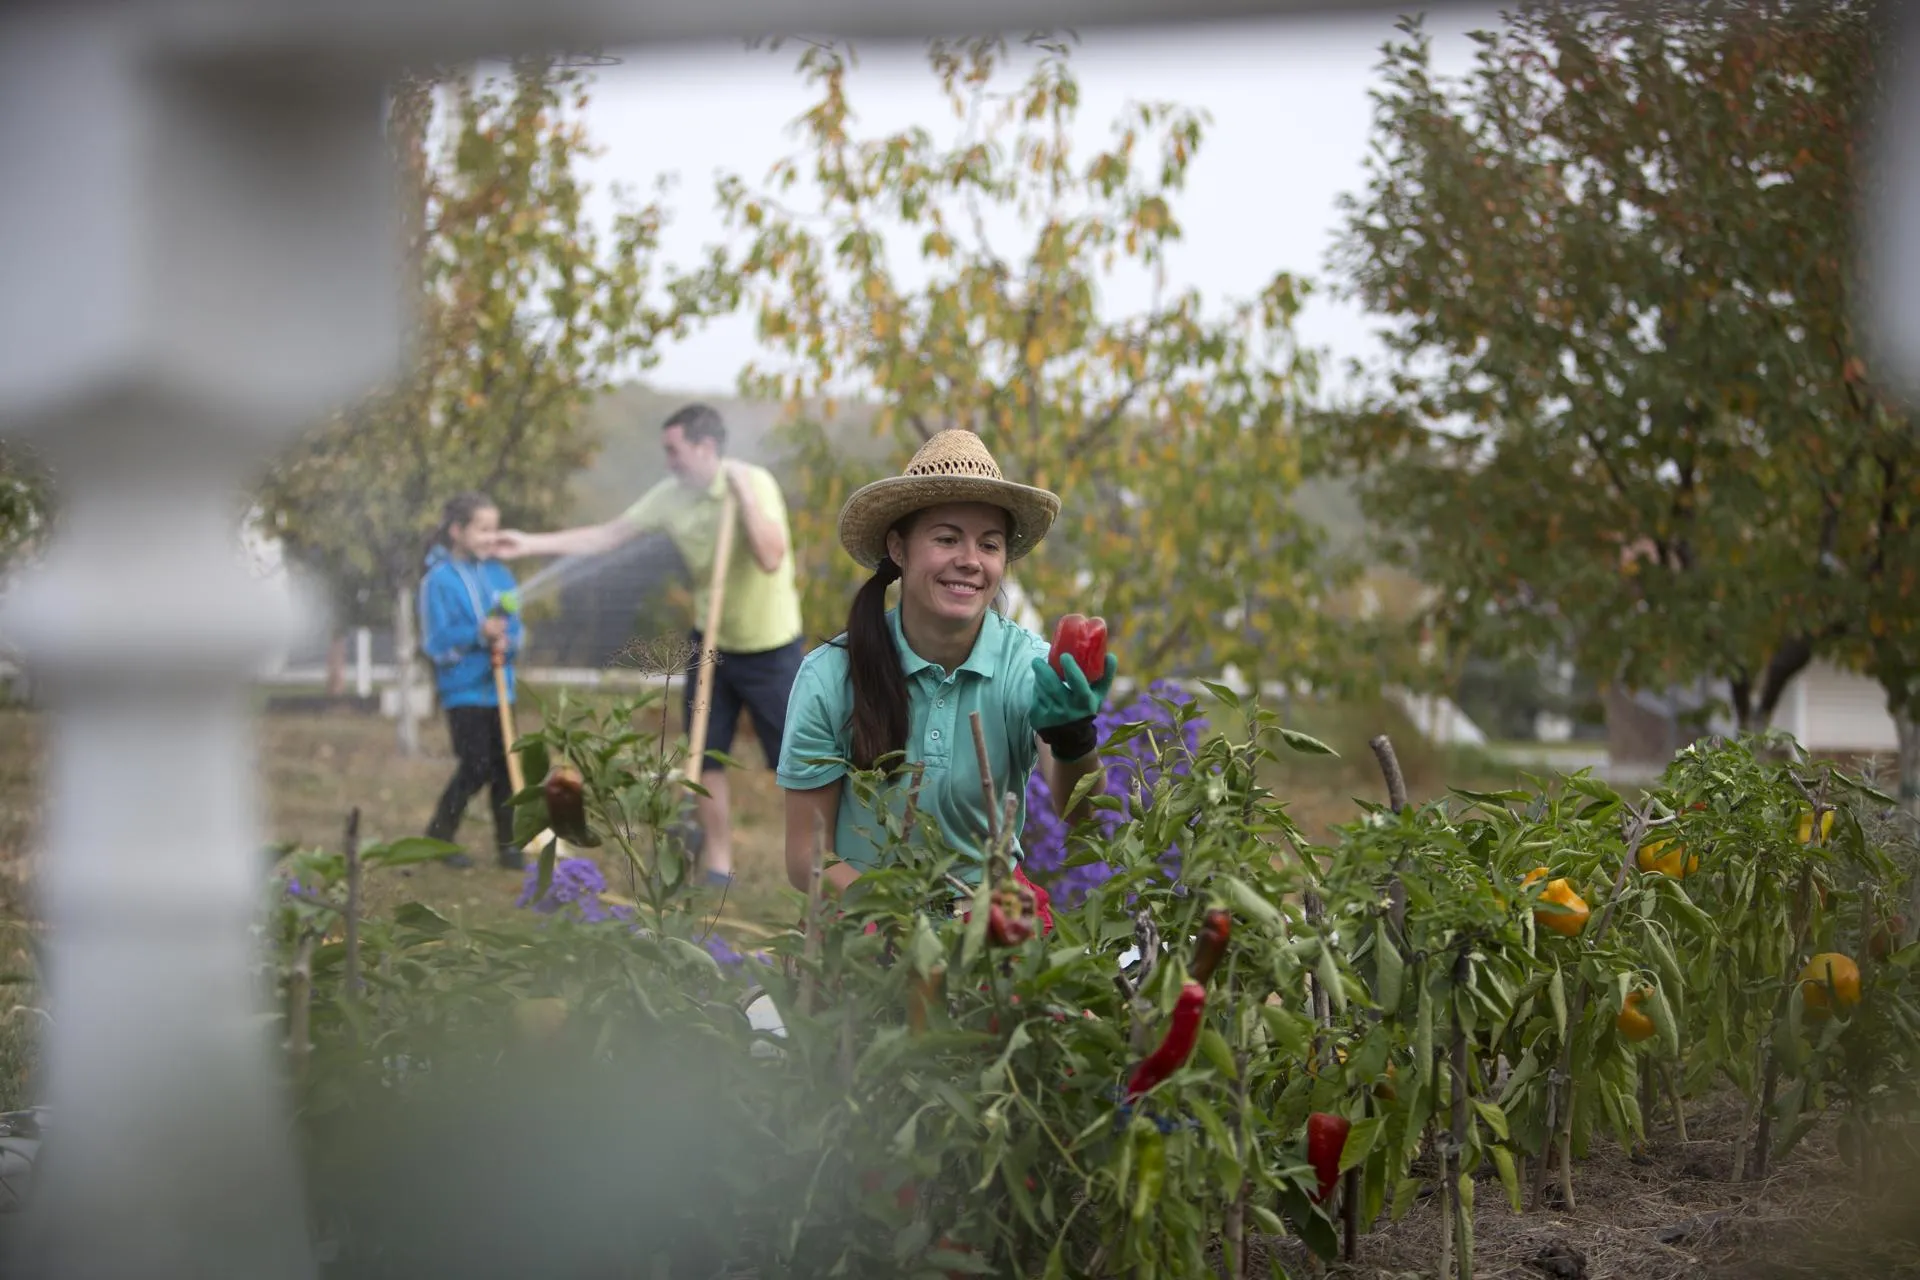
[420,491,525,871]
[778,430,1118,894]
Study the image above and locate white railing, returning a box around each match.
[4,5,1920,1279]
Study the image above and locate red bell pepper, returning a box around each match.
[1048,613,1108,682]
[1125,980,1208,1100]
[1307,1111,1351,1205]
[1190,908,1231,985]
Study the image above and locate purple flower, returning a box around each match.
[516,857,634,925]
[285,878,326,904]
[1021,681,1207,905]
[702,933,746,967]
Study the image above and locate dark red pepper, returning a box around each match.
[1047,613,1108,682]
[1014,865,1053,935]
[1307,1111,1351,1205]
[1125,980,1208,1100]
[1191,908,1231,985]
[542,763,592,845]
[986,903,1032,946]
[971,875,1040,946]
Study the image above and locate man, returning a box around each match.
[494,403,803,886]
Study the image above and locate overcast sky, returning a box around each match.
[575,10,1497,401]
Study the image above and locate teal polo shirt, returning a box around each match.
[778,608,1052,877]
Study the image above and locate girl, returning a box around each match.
[420,492,525,871]
[777,430,1119,894]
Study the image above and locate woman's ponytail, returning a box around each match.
[844,554,908,772]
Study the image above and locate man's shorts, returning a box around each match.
[682,633,805,773]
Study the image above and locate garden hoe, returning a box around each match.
[491,591,569,862]
[674,487,738,874]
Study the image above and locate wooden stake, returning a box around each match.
[1449,949,1473,1280]
[343,807,362,998]
[1368,733,1409,813]
[970,710,1000,848]
[684,488,738,786]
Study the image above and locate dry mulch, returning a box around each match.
[1258,1091,1920,1279]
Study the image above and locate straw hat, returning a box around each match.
[838,429,1061,570]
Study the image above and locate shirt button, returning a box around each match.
[936,699,946,708]
[930,729,941,740]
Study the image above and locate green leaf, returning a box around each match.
[1279,727,1338,757]
[366,836,462,868]
[1374,918,1405,1011]
[1199,1027,1238,1079]
[1339,1114,1385,1173]
[1390,1174,1422,1222]
[1316,941,1347,1015]
[1490,1143,1523,1213]
[390,901,452,936]
[1471,1098,1511,1143]
[1549,966,1568,1043]
[1219,876,1285,933]
[1646,983,1681,1060]
[960,872,994,968]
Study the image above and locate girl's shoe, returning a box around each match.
[702,869,735,890]
[497,845,526,872]
[442,851,475,869]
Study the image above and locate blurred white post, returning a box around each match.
[355,626,374,698]
[0,8,396,1275]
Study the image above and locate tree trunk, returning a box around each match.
[395,584,421,758]
[325,631,347,697]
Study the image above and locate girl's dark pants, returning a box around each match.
[427,704,514,850]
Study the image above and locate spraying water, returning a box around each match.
[513,552,603,607]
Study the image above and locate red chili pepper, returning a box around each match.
[1125,980,1208,1100]
[1307,1111,1351,1205]
[1047,613,1108,682]
[1190,908,1231,985]
[1014,865,1054,935]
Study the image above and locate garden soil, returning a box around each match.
[1259,1089,1920,1280]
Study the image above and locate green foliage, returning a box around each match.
[692,34,1369,687]
[280,692,1918,1276]
[1321,2,1920,728]
[0,442,50,572]
[256,60,694,627]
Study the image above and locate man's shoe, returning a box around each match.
[442,851,475,870]
[498,845,526,872]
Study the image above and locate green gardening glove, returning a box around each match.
[1029,651,1118,763]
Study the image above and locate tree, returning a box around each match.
[1322,2,1920,800]
[257,58,690,751]
[696,35,1362,689]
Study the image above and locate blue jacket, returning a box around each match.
[419,545,523,709]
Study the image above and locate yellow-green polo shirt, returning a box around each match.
[621,465,802,654]
[777,608,1053,877]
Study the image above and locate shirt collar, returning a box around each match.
[888,607,1004,680]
